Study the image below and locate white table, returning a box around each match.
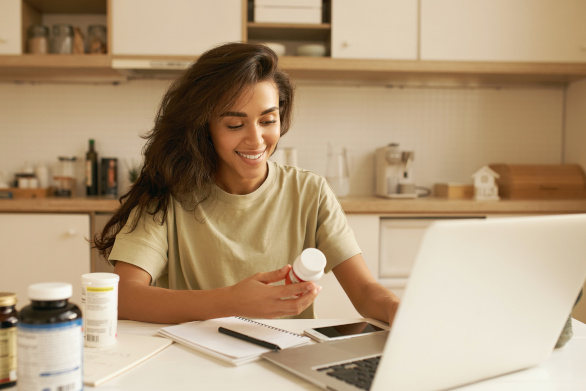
[81,318,586,391]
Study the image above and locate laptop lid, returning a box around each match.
[373,214,586,390]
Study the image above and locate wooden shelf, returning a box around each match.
[2,54,586,85]
[278,57,586,86]
[0,55,126,83]
[24,0,106,14]
[247,22,331,41]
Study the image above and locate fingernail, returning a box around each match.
[316,285,322,293]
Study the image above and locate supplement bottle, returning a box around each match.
[0,293,17,389]
[285,248,327,285]
[17,283,83,391]
[81,272,120,347]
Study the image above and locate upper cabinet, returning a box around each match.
[0,0,24,54]
[331,0,417,60]
[1,0,586,84]
[421,0,586,63]
[112,0,243,56]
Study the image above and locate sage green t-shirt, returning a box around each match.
[109,161,361,318]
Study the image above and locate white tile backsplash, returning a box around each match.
[0,80,565,196]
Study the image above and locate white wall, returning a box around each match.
[0,80,566,196]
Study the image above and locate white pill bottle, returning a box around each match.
[285,248,327,285]
[81,272,120,347]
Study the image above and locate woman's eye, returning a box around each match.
[227,124,243,129]
[261,120,277,126]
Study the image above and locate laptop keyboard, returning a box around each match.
[318,356,381,390]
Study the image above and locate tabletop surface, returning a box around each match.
[71,318,586,391]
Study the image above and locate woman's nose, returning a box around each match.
[246,123,264,145]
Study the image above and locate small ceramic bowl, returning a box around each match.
[263,42,286,56]
[296,44,326,57]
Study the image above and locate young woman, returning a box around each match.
[94,42,400,325]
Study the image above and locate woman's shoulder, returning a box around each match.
[273,162,326,188]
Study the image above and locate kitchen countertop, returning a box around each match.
[1,196,586,215]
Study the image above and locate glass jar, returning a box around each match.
[51,24,73,54]
[27,25,49,54]
[87,25,107,54]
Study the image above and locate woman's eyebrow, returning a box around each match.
[220,106,278,118]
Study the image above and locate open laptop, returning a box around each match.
[262,214,586,391]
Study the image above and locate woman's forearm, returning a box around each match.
[117,280,234,324]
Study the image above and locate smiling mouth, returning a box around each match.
[236,150,265,160]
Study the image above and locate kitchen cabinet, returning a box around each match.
[421,0,586,63]
[0,0,23,54]
[331,0,418,60]
[0,213,90,309]
[111,0,243,56]
[1,0,586,84]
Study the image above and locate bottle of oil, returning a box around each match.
[86,139,98,195]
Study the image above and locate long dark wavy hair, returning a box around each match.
[94,42,295,259]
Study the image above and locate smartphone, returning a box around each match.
[303,321,386,342]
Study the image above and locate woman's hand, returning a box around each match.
[228,265,322,319]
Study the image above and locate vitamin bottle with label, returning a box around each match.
[17,283,83,391]
[285,248,327,285]
[0,293,17,389]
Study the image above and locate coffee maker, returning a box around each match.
[375,143,415,198]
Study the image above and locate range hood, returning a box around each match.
[112,59,193,79]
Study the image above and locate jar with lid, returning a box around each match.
[0,293,18,389]
[27,25,49,54]
[17,283,83,391]
[51,24,73,54]
[87,25,107,54]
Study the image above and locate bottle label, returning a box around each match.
[82,284,118,347]
[0,327,17,385]
[286,269,303,284]
[17,319,83,391]
[86,160,93,187]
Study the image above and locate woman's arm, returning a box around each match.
[114,261,321,324]
[333,254,400,326]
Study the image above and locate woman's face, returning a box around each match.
[209,81,281,195]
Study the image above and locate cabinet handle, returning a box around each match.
[342,41,350,48]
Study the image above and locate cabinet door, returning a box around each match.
[0,213,90,308]
[315,214,379,319]
[112,0,243,56]
[0,0,22,54]
[421,0,586,62]
[331,0,418,60]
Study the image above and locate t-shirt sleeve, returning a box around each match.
[108,205,169,283]
[315,179,361,273]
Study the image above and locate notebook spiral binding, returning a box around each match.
[236,317,305,338]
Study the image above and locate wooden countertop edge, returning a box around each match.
[1,196,586,215]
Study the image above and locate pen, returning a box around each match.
[218,327,281,351]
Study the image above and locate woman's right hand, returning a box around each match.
[227,265,322,319]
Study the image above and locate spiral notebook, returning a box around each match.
[158,316,311,365]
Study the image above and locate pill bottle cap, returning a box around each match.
[82,272,120,286]
[0,292,17,307]
[293,248,326,282]
[28,282,72,301]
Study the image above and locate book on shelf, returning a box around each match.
[158,316,311,365]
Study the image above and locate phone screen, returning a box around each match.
[312,322,384,338]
